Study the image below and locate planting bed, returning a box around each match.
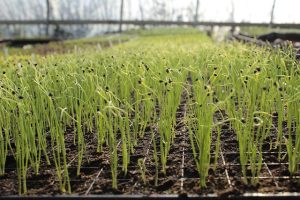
[0,29,299,198]
[0,35,131,56]
[1,109,299,197]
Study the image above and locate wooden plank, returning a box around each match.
[0,20,300,29]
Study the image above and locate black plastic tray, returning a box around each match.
[2,193,300,200]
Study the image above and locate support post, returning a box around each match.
[46,0,50,36]
[119,0,124,32]
[194,0,200,23]
[270,0,277,27]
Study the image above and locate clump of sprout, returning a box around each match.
[0,30,299,194]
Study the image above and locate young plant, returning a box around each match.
[138,158,147,184]
[187,78,214,187]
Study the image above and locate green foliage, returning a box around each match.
[0,29,299,194]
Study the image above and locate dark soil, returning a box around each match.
[0,83,299,197]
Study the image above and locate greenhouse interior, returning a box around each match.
[0,0,300,199]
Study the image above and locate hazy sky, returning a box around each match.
[200,0,300,23]
[0,0,299,37]
[0,0,299,23]
[128,0,300,23]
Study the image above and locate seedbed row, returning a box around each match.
[0,31,299,198]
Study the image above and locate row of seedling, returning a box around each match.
[0,33,299,194]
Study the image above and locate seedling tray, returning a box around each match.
[2,193,300,200]
[1,105,299,198]
[1,32,300,199]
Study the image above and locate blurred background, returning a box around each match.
[0,0,299,39]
